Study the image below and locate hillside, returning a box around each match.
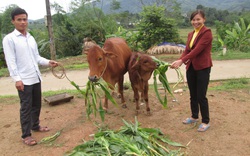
[93,0,250,14]
[32,0,249,22]
[178,0,250,12]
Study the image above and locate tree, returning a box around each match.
[138,0,184,26]
[224,18,250,52]
[51,1,118,57]
[1,5,17,35]
[111,0,121,11]
[136,5,181,51]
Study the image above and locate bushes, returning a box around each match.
[214,18,250,52]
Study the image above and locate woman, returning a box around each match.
[171,10,212,132]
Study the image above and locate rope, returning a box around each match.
[100,57,108,78]
[51,62,68,80]
[51,62,85,87]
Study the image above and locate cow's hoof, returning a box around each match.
[122,104,127,108]
[103,107,108,111]
[106,110,115,115]
[146,111,151,116]
[117,94,121,99]
[135,111,139,116]
[123,84,129,90]
[111,92,121,99]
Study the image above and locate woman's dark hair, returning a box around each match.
[190,9,205,21]
[11,7,28,20]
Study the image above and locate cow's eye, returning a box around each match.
[98,57,102,61]
[143,60,148,64]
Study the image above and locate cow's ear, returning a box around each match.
[105,51,118,58]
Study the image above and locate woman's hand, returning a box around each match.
[171,59,183,69]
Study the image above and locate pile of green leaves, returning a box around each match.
[151,56,184,108]
[65,118,185,156]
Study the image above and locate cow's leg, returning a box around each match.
[144,83,150,115]
[118,76,126,108]
[103,96,109,111]
[112,84,121,98]
[133,88,140,115]
[140,91,144,103]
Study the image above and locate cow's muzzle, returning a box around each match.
[88,75,100,82]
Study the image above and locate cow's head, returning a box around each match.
[131,53,158,72]
[85,45,117,82]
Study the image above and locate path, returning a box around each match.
[0,59,249,96]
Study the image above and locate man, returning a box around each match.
[2,7,58,146]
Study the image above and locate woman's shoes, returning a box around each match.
[197,123,210,132]
[183,118,210,132]
[182,118,198,124]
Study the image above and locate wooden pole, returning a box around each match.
[45,0,56,60]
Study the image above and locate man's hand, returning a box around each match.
[49,60,58,67]
[16,81,24,91]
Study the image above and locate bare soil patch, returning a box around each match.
[0,81,250,156]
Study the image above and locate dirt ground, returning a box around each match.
[0,81,250,156]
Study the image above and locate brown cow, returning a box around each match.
[128,52,158,115]
[85,37,132,110]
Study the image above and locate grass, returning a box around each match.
[0,68,9,77]
[0,95,19,105]
[178,27,217,42]
[212,50,250,60]
[209,78,250,91]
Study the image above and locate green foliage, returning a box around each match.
[105,26,139,51]
[37,39,50,58]
[224,18,250,52]
[0,33,6,68]
[136,5,181,51]
[212,21,230,51]
[66,117,184,156]
[51,13,84,57]
[183,5,247,27]
[110,0,121,11]
[1,5,17,35]
[71,79,118,122]
[52,3,118,57]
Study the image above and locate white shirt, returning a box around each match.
[2,29,50,85]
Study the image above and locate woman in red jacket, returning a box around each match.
[171,10,212,132]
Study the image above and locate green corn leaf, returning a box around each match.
[153,72,166,107]
[97,82,118,106]
[70,81,86,95]
[158,73,173,97]
[98,100,105,122]
[90,82,97,116]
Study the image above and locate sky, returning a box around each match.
[0,0,72,20]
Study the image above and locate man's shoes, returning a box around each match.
[22,136,37,146]
[33,126,50,132]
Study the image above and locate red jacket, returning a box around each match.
[180,26,213,70]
